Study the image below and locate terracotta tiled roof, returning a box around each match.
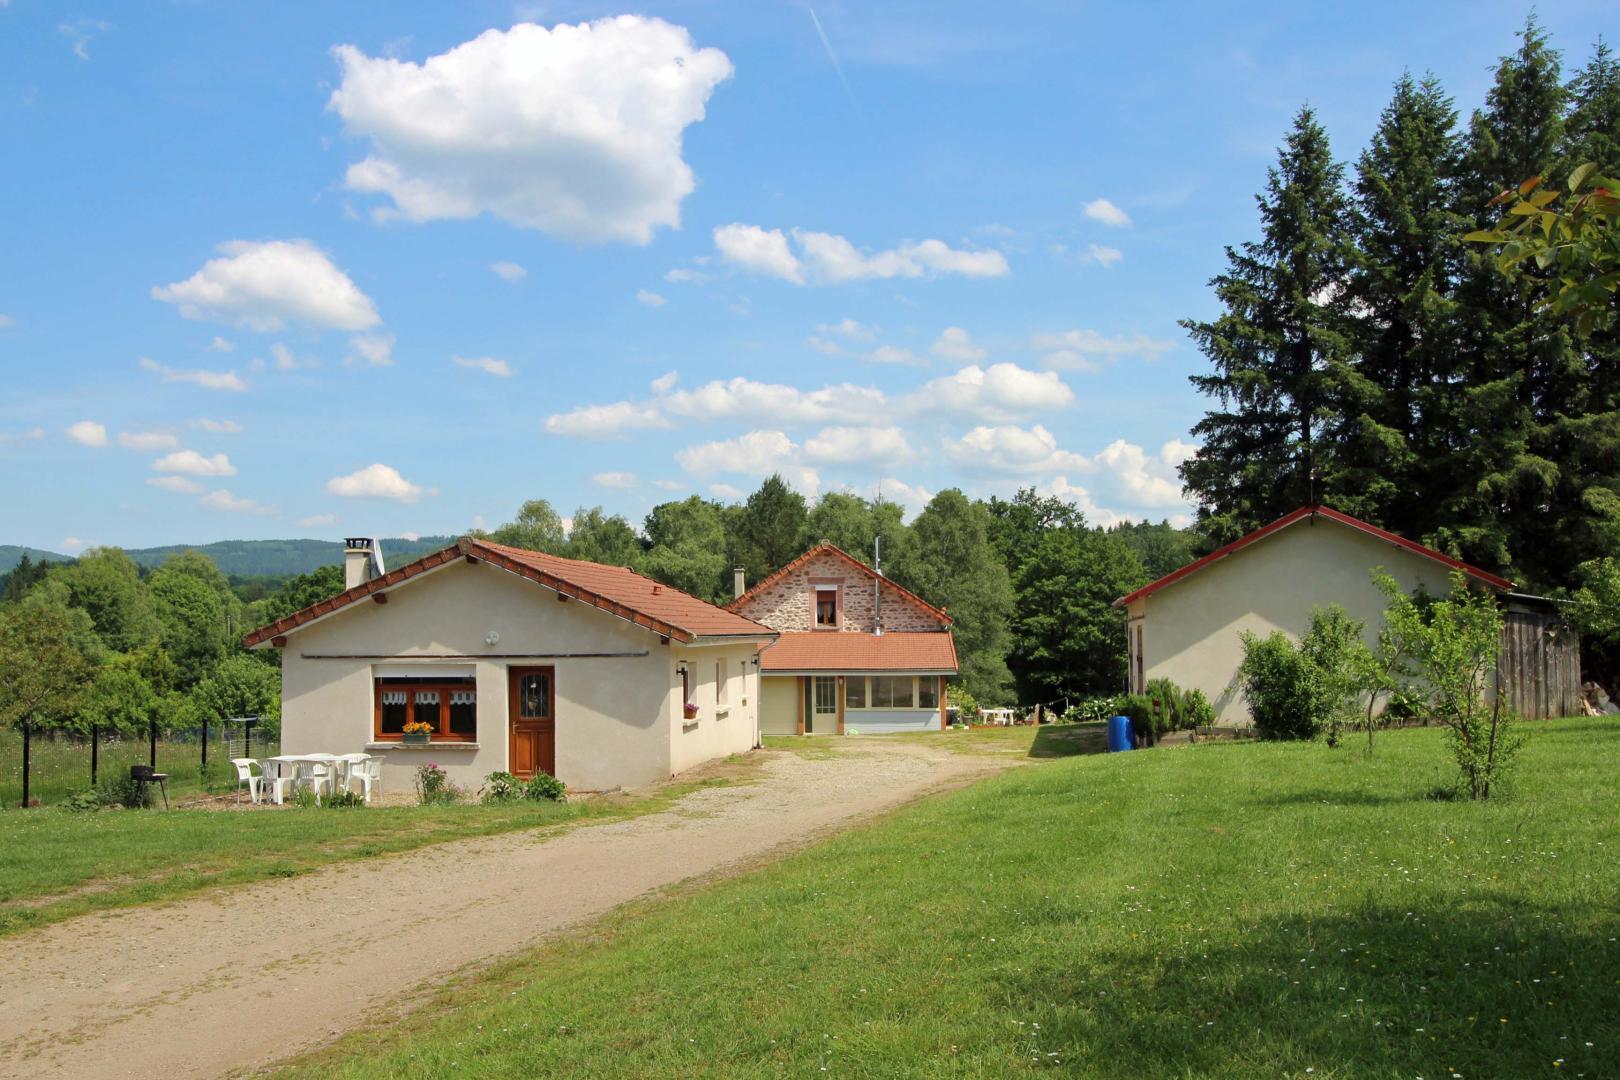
[243,537,776,648]
[758,631,958,673]
[727,542,952,626]
[1113,505,1517,608]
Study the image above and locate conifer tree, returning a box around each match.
[1563,38,1620,170]
[1180,106,1356,545]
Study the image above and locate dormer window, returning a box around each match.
[813,583,839,629]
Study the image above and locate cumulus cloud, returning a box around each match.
[348,332,395,367]
[930,326,986,362]
[868,345,921,366]
[650,371,679,394]
[910,363,1074,420]
[592,471,639,489]
[152,240,380,332]
[1040,476,1131,529]
[199,489,274,515]
[209,336,235,352]
[329,17,733,244]
[326,462,428,502]
[635,288,667,307]
[118,430,179,452]
[677,430,819,494]
[452,355,513,378]
[271,342,320,371]
[803,425,914,465]
[806,336,847,357]
[818,318,875,340]
[1083,198,1132,227]
[147,475,204,494]
[1160,438,1199,468]
[543,400,671,439]
[1032,329,1175,372]
[490,261,527,282]
[944,424,1092,474]
[714,226,1009,284]
[713,224,802,283]
[1096,439,1186,507]
[1086,244,1123,268]
[190,418,242,433]
[65,420,109,448]
[662,376,887,426]
[141,356,242,389]
[153,449,237,477]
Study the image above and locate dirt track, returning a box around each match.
[0,742,1013,1079]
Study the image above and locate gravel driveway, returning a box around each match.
[0,740,1014,1080]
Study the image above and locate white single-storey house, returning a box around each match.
[727,543,958,735]
[244,537,777,793]
[1112,505,1561,725]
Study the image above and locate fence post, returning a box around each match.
[149,718,157,770]
[91,724,99,786]
[21,719,32,808]
[201,718,208,770]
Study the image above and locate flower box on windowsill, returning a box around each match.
[402,732,431,746]
[683,703,700,720]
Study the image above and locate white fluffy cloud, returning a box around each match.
[325,463,428,503]
[819,318,875,340]
[147,475,204,494]
[592,471,639,489]
[330,17,733,244]
[118,430,179,452]
[1033,329,1175,372]
[930,326,986,362]
[713,224,803,283]
[662,376,887,426]
[139,358,248,391]
[714,226,1009,284]
[348,332,395,368]
[911,363,1074,420]
[490,261,527,282]
[452,355,513,378]
[1160,438,1199,468]
[677,430,819,494]
[1083,198,1132,227]
[544,400,670,439]
[1087,244,1123,268]
[1096,439,1186,507]
[199,489,274,515]
[152,240,380,332]
[65,420,108,447]
[209,336,235,352]
[650,371,679,394]
[944,424,1092,474]
[154,449,236,477]
[190,418,242,433]
[635,288,667,307]
[868,345,921,366]
[803,425,914,466]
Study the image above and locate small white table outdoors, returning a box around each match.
[264,754,342,804]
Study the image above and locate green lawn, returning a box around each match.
[0,728,275,808]
[763,720,1106,760]
[283,718,1619,1078]
[0,768,754,937]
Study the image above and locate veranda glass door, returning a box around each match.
[804,675,839,734]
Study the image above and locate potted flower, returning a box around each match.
[402,720,433,746]
[683,701,700,720]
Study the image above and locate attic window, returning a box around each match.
[813,584,839,629]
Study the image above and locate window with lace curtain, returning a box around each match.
[374,676,478,741]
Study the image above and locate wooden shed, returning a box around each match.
[1497,595,1582,719]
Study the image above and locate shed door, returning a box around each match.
[509,667,555,779]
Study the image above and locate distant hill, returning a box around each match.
[0,545,74,573]
[0,537,458,577]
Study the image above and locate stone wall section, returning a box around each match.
[736,550,947,634]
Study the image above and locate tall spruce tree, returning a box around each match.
[1335,73,1464,539]
[1563,38,1620,170]
[1180,106,1357,546]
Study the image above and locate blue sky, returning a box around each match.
[1,1,1613,553]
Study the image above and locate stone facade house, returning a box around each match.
[728,543,958,735]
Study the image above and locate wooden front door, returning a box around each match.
[508,667,555,779]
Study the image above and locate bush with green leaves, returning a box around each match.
[321,788,366,809]
[481,771,522,804]
[1235,631,1326,741]
[523,771,566,803]
[60,789,104,813]
[1068,694,1123,725]
[415,762,464,805]
[1298,604,1375,748]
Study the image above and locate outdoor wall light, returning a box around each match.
[484,631,501,647]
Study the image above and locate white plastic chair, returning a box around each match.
[263,761,297,806]
[336,753,369,793]
[346,757,380,803]
[230,758,263,805]
[297,761,334,804]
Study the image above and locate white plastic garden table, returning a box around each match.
[265,754,342,803]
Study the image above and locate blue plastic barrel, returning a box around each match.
[1107,715,1134,753]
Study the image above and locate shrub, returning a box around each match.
[481,771,522,804]
[415,763,463,805]
[1298,604,1372,748]
[95,774,150,810]
[1117,692,1155,746]
[1183,688,1215,729]
[61,789,104,813]
[1069,694,1122,725]
[523,771,566,803]
[1235,631,1326,741]
[321,789,365,809]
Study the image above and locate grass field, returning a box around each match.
[0,728,279,808]
[0,766,754,937]
[283,718,1619,1079]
